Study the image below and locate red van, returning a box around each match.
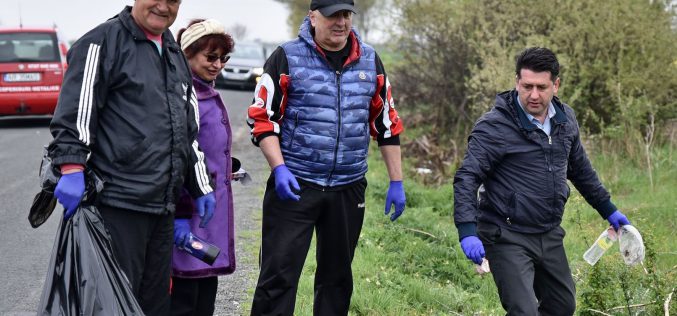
[0,28,68,116]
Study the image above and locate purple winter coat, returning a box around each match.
[172,75,235,278]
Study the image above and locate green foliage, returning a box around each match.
[578,230,675,315]
[564,145,676,315]
[550,1,677,133]
[281,141,676,315]
[389,0,472,141]
[389,0,677,171]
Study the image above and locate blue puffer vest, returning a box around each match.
[280,17,377,187]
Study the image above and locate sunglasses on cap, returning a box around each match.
[204,53,230,64]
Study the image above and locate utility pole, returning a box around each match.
[18,1,23,28]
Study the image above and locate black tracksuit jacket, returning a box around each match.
[48,6,213,214]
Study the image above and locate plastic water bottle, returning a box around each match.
[583,227,618,265]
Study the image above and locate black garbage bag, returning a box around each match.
[28,148,104,228]
[28,148,60,228]
[37,205,144,315]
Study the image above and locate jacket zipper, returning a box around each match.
[537,130,555,223]
[161,44,176,209]
[506,191,516,225]
[549,128,557,217]
[327,70,342,184]
[543,130,555,221]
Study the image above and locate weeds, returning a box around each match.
[286,137,675,315]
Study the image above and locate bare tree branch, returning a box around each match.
[605,302,656,311]
[586,309,613,316]
[403,227,437,239]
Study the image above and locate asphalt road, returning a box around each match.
[0,88,265,315]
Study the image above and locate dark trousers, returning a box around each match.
[478,222,576,316]
[99,205,174,316]
[171,276,218,316]
[251,176,367,316]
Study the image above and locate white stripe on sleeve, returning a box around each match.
[192,140,212,194]
[190,86,199,130]
[188,85,212,194]
[381,77,393,138]
[76,43,101,145]
[251,73,279,134]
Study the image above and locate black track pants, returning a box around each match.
[99,205,173,316]
[171,276,218,316]
[251,176,367,316]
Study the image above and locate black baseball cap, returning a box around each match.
[310,0,357,17]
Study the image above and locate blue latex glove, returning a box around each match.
[195,192,216,228]
[273,164,300,201]
[54,171,85,220]
[384,180,406,221]
[460,236,485,265]
[174,219,191,248]
[607,210,630,231]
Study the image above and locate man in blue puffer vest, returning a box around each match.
[247,0,405,314]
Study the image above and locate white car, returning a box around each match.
[216,42,265,90]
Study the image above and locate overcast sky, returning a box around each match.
[0,0,292,44]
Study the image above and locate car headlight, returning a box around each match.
[252,67,264,76]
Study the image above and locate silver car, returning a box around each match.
[216,42,265,90]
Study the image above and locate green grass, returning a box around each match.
[238,210,262,314]
[250,143,676,315]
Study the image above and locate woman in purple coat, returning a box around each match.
[172,19,235,316]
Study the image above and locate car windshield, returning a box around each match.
[230,44,264,60]
[0,32,59,63]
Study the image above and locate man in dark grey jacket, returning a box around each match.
[453,47,631,315]
[48,1,215,314]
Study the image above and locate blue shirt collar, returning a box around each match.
[516,97,556,135]
[516,98,556,125]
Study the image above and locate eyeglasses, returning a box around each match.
[204,53,230,64]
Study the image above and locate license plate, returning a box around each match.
[223,72,248,80]
[4,73,41,82]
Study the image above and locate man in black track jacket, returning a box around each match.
[47,1,215,314]
[454,47,631,315]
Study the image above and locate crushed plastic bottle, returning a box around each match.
[618,225,645,266]
[583,227,618,265]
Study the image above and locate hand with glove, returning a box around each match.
[195,192,216,228]
[607,210,630,231]
[54,170,85,220]
[460,236,485,265]
[384,180,406,221]
[174,219,192,248]
[273,164,300,201]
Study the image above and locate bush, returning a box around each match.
[388,0,677,176]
